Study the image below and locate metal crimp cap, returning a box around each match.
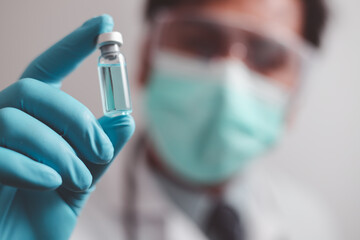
[97,31,123,48]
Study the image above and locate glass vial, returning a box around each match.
[97,32,132,116]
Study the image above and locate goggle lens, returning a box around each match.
[157,19,300,76]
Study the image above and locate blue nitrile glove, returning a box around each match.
[0,15,135,240]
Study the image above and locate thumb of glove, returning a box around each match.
[86,114,135,185]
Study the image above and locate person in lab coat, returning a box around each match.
[0,0,336,239]
[73,0,336,239]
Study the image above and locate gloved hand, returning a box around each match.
[0,15,135,240]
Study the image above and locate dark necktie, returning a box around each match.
[205,200,245,240]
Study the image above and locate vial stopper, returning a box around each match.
[97,32,123,48]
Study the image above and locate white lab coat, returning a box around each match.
[71,137,338,240]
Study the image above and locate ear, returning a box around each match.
[137,34,153,87]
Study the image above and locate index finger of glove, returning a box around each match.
[20,14,114,88]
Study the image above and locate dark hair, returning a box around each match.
[144,0,328,47]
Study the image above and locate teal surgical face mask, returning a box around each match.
[145,50,290,184]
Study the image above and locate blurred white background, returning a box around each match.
[0,0,359,239]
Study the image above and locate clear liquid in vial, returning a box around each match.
[98,63,132,116]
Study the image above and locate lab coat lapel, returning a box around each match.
[225,164,289,240]
[133,153,208,240]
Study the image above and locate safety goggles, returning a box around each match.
[150,11,313,89]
